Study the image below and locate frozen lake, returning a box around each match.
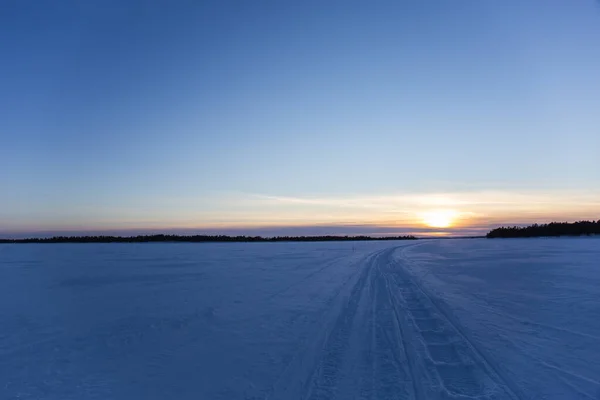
[1,239,599,399]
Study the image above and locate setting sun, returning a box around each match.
[422,210,458,228]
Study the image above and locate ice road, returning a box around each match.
[1,238,599,399]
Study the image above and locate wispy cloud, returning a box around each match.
[249,190,600,209]
[3,189,597,238]
[234,189,600,229]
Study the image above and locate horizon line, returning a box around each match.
[2,217,599,240]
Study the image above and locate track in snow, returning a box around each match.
[387,246,522,399]
[277,245,522,400]
[3,240,599,400]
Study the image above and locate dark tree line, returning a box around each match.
[486,220,600,238]
[0,234,417,244]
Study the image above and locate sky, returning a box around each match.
[1,0,599,237]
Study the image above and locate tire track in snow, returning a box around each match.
[302,245,423,400]
[264,251,379,400]
[307,246,418,400]
[372,256,416,400]
[268,243,525,400]
[302,250,379,400]
[388,248,524,399]
[357,268,377,400]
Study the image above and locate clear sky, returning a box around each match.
[1,0,599,237]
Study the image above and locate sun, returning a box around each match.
[422,210,457,228]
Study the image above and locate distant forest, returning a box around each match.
[0,234,417,244]
[486,220,600,238]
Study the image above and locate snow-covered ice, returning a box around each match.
[0,239,599,399]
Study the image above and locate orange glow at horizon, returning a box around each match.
[5,190,598,235]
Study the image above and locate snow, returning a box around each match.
[0,239,599,399]
[394,238,600,400]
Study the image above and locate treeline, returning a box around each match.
[486,220,600,238]
[0,234,417,244]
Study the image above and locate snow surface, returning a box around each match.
[0,239,599,399]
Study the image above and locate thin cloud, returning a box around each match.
[236,189,600,229]
[4,189,597,238]
[244,189,600,211]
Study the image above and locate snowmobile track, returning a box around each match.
[388,247,525,399]
[303,250,378,400]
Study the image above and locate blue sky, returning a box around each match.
[1,0,599,237]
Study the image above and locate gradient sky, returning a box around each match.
[1,0,599,237]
